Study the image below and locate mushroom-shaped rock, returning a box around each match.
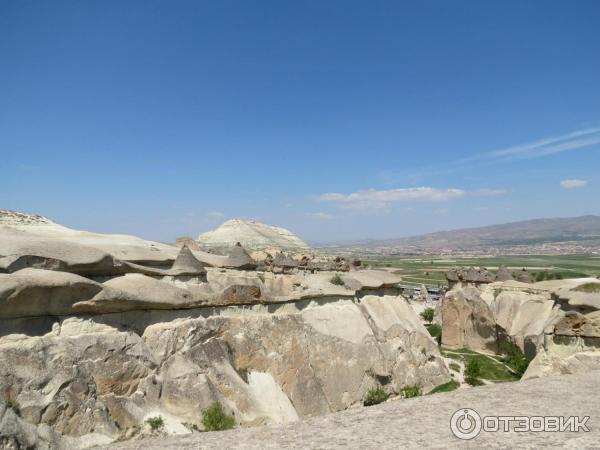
[517,268,532,283]
[478,269,494,283]
[169,245,207,275]
[72,274,199,313]
[464,267,480,283]
[175,236,200,251]
[273,252,298,269]
[445,270,459,282]
[73,274,264,313]
[495,266,514,281]
[0,268,103,318]
[223,243,257,270]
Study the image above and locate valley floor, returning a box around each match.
[106,370,599,450]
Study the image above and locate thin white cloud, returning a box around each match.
[560,179,588,189]
[307,212,336,220]
[313,187,465,209]
[465,127,600,163]
[379,127,600,184]
[206,211,225,219]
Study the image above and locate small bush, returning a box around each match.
[464,358,482,386]
[429,380,460,394]
[499,340,530,376]
[426,324,442,345]
[465,376,484,386]
[420,308,435,323]
[145,416,164,431]
[449,362,461,372]
[330,274,345,286]
[363,385,388,406]
[400,385,422,398]
[202,402,236,431]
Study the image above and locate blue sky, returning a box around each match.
[1,1,599,243]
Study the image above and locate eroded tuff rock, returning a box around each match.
[439,285,497,352]
[72,274,263,314]
[0,269,103,319]
[0,294,449,447]
[440,277,600,379]
[441,281,565,354]
[0,219,448,449]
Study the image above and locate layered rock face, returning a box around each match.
[197,219,310,253]
[0,212,449,448]
[439,278,600,378]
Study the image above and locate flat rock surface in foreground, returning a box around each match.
[107,371,599,449]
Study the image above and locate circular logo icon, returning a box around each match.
[450,408,482,440]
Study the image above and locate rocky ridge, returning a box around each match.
[0,213,449,448]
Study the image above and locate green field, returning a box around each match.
[361,254,600,287]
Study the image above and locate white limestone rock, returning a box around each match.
[197,219,310,252]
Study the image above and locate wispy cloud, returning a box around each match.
[377,127,600,184]
[462,127,600,164]
[307,212,336,220]
[560,179,588,189]
[206,211,225,219]
[313,187,465,209]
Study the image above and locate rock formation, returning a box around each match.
[445,265,523,288]
[440,277,600,378]
[0,212,449,448]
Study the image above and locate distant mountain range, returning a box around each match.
[320,215,600,254]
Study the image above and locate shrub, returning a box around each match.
[464,358,482,386]
[201,402,236,431]
[465,376,484,386]
[363,385,388,406]
[420,308,435,323]
[449,362,461,372]
[329,274,345,286]
[426,324,442,345]
[429,380,460,394]
[145,416,164,431]
[499,340,530,376]
[400,385,422,398]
